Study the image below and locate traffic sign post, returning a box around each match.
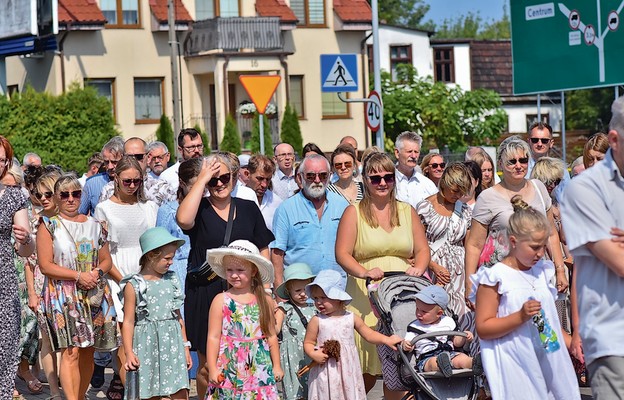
[510,0,624,94]
[239,75,281,154]
[365,91,382,132]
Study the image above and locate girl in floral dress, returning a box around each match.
[204,240,283,400]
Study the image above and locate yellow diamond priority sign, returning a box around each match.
[239,75,281,114]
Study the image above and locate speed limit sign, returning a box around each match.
[366,91,382,132]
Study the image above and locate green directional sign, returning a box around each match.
[511,0,624,94]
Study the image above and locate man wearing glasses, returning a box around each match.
[146,141,171,179]
[527,122,569,201]
[271,154,349,294]
[271,143,297,200]
[160,128,204,191]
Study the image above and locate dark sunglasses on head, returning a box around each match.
[59,190,82,200]
[334,161,353,170]
[208,173,231,187]
[506,157,530,166]
[530,138,551,144]
[121,178,143,187]
[128,153,145,161]
[304,172,329,182]
[368,173,395,185]
[429,162,446,169]
[35,191,53,200]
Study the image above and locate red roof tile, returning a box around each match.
[255,0,297,24]
[149,0,193,24]
[334,0,372,23]
[58,0,106,25]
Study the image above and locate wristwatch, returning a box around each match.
[95,268,104,279]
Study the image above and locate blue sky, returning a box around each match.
[424,0,508,25]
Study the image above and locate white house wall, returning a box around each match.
[366,25,433,78]
[507,103,562,134]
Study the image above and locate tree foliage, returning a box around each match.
[193,123,212,154]
[433,8,510,39]
[0,83,118,173]
[565,88,614,133]
[280,104,303,157]
[371,0,435,30]
[220,115,242,154]
[382,65,507,151]
[250,114,274,156]
[155,114,175,154]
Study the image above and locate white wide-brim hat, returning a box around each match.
[305,270,352,305]
[206,240,274,284]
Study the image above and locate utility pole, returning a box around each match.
[371,0,384,149]
[168,0,181,159]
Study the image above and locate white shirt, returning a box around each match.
[404,316,456,355]
[159,161,181,191]
[395,167,438,209]
[259,189,282,232]
[78,173,88,187]
[231,183,259,206]
[271,168,297,200]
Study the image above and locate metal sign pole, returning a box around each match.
[371,0,384,148]
[259,113,265,155]
[561,91,566,163]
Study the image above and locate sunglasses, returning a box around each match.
[128,153,145,161]
[429,162,446,169]
[506,157,530,166]
[208,173,231,187]
[35,191,53,200]
[304,172,329,182]
[334,161,353,170]
[121,178,143,187]
[530,138,551,144]
[545,178,562,187]
[368,173,395,185]
[59,190,82,200]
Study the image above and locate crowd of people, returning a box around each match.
[2,98,624,400]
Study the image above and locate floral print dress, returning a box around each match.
[206,293,278,400]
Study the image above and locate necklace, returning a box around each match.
[501,180,527,200]
[335,182,357,203]
[517,268,538,290]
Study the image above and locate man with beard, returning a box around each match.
[160,128,204,191]
[80,136,125,215]
[146,141,170,178]
[393,131,437,209]
[246,154,282,231]
[271,154,349,293]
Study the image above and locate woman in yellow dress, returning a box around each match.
[336,152,430,400]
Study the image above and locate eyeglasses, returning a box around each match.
[182,144,203,152]
[59,190,82,200]
[506,157,529,166]
[368,173,395,185]
[104,158,121,166]
[207,173,231,187]
[35,191,53,200]
[334,161,353,170]
[303,172,329,182]
[127,153,145,161]
[276,152,295,159]
[150,153,169,162]
[121,178,142,187]
[0,158,8,166]
[530,138,551,144]
[429,162,446,169]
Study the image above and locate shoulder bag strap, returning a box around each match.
[223,197,236,246]
[287,300,309,328]
[530,180,547,211]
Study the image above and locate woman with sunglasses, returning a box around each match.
[420,153,446,188]
[336,152,429,399]
[93,156,158,394]
[38,174,117,400]
[177,154,273,399]
[464,136,568,307]
[328,144,363,205]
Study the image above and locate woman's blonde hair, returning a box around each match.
[37,169,63,195]
[54,174,81,194]
[530,157,566,185]
[360,152,399,228]
[114,156,146,203]
[497,135,530,167]
[439,162,472,196]
[360,146,381,165]
[583,132,609,168]
[471,150,495,189]
[5,163,23,186]
[507,195,550,239]
[420,153,444,180]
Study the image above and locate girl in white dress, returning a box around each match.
[470,195,580,400]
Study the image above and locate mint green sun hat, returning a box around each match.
[275,263,316,299]
[139,227,186,258]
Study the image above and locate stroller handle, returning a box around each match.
[409,330,468,346]
[365,271,405,287]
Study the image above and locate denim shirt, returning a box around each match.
[79,172,110,215]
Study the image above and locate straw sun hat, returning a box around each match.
[206,240,274,284]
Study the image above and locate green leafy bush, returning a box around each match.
[220,115,241,154]
[280,104,303,157]
[156,114,175,154]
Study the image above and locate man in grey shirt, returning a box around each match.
[561,96,624,399]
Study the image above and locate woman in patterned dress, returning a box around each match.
[38,174,117,400]
[0,136,36,400]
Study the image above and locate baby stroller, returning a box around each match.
[368,273,479,400]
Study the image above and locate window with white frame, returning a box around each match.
[290,0,325,27]
[195,0,239,20]
[289,75,305,118]
[134,78,163,123]
[85,78,116,119]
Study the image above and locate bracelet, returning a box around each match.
[183,341,192,348]
[555,265,565,271]
[75,270,81,282]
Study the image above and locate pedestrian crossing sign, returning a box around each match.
[320,54,359,92]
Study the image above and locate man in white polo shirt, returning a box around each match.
[246,154,282,231]
[393,131,438,208]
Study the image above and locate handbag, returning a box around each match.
[187,198,236,283]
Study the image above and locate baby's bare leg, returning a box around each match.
[452,354,472,369]
[423,357,439,372]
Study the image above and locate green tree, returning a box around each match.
[433,7,510,39]
[565,88,613,132]
[192,123,212,154]
[382,64,507,150]
[155,114,175,154]
[280,104,303,157]
[250,114,274,156]
[0,83,118,173]
[371,0,434,30]
[220,115,242,154]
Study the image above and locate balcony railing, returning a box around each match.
[186,17,283,55]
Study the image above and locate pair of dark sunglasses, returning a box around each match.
[59,190,82,200]
[128,153,145,161]
[506,157,529,166]
[429,162,446,169]
[35,191,53,200]
[304,172,329,182]
[334,161,353,170]
[208,173,231,187]
[530,138,551,144]
[369,173,395,185]
[121,178,143,187]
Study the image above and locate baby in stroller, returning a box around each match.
[401,286,479,378]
